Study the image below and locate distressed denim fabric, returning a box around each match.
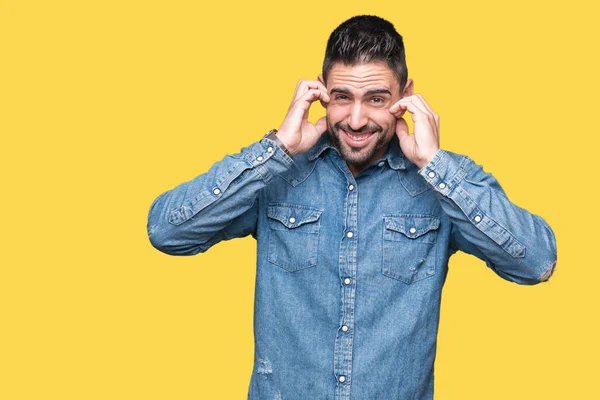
[147,134,557,400]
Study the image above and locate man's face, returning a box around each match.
[321,62,406,173]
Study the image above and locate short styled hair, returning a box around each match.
[322,15,408,91]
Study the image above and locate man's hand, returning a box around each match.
[277,80,330,157]
[389,94,440,169]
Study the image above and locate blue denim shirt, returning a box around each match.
[147,133,557,400]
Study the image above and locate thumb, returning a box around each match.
[315,116,328,135]
[395,117,409,141]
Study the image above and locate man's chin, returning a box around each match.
[338,142,377,165]
[328,127,388,166]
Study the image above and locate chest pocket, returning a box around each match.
[382,214,440,284]
[267,203,322,272]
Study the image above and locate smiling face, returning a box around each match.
[322,61,411,175]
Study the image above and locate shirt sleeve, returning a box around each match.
[418,149,557,285]
[147,138,294,256]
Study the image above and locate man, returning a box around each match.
[147,15,557,400]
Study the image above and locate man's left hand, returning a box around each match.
[389,94,440,169]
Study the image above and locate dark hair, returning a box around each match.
[322,15,408,91]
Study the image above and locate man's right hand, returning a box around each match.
[276,79,330,157]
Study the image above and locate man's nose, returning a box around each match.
[348,103,368,131]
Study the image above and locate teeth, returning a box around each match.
[346,131,372,141]
[350,134,368,141]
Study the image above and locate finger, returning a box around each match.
[412,95,439,127]
[411,95,438,124]
[415,94,440,127]
[395,117,409,141]
[412,95,438,135]
[294,80,328,99]
[394,100,436,133]
[389,100,428,121]
[290,89,330,120]
[402,96,429,116]
[290,82,329,112]
[388,99,407,118]
[414,94,435,115]
[303,80,327,94]
[389,97,426,115]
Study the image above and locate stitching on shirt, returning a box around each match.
[452,186,526,258]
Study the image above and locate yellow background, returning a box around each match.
[1,0,598,398]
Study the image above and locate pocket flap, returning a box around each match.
[384,215,440,239]
[267,203,322,229]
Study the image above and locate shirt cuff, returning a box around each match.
[417,149,467,196]
[241,138,294,184]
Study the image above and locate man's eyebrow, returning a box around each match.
[329,88,392,96]
[365,89,392,96]
[330,88,351,95]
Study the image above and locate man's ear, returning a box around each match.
[402,78,414,98]
[318,73,327,108]
[318,73,325,86]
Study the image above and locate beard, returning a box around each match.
[327,117,393,167]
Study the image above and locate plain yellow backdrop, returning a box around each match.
[1,0,598,398]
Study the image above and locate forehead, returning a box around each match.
[326,62,399,94]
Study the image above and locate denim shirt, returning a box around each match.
[147,133,557,400]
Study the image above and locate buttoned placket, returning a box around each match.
[333,158,360,400]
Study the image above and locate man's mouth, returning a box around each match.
[341,129,376,144]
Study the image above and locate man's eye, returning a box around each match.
[335,95,349,101]
[370,97,384,103]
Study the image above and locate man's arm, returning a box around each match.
[389,94,557,285]
[147,140,293,255]
[147,79,330,256]
[418,149,557,284]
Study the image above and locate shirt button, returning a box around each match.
[341,325,349,332]
[344,278,351,285]
[338,375,346,383]
[289,217,296,224]
[474,215,482,223]
[439,182,446,189]
[428,171,435,178]
[213,188,221,195]
[377,161,385,167]
[348,184,354,191]
[267,147,273,152]
[347,232,353,238]
[257,156,264,162]
[409,227,417,234]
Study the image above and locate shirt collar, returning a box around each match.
[307,132,338,161]
[307,131,406,170]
